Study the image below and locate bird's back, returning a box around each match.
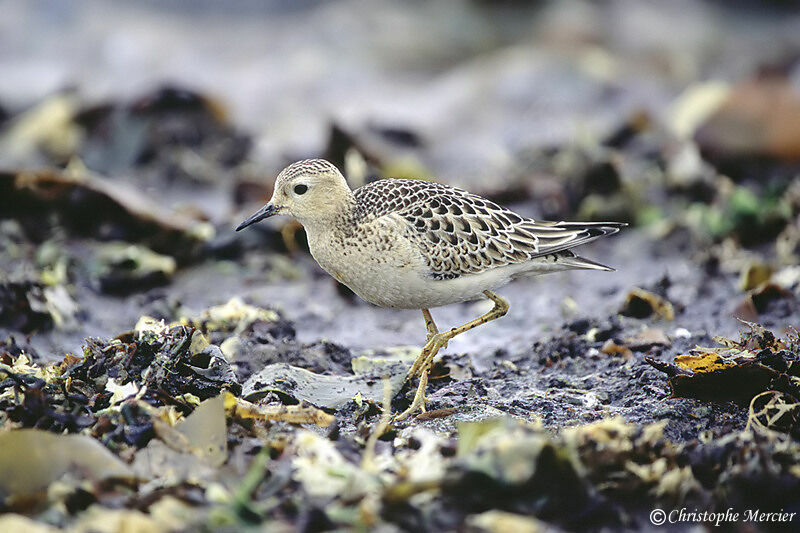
[352,178,624,282]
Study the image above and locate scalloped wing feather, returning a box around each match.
[353,179,623,279]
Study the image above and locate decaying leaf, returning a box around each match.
[669,81,731,139]
[223,391,333,427]
[91,242,176,293]
[0,276,80,332]
[170,393,227,466]
[0,169,213,260]
[674,351,736,373]
[131,439,218,486]
[600,339,633,359]
[71,507,164,533]
[242,349,412,409]
[695,78,800,160]
[290,431,380,500]
[466,510,557,533]
[625,328,671,351]
[181,297,280,336]
[0,514,59,533]
[0,93,82,163]
[455,418,554,484]
[415,407,457,421]
[0,429,134,502]
[647,323,800,406]
[735,283,794,321]
[620,288,674,321]
[105,377,140,405]
[739,262,773,291]
[0,352,62,383]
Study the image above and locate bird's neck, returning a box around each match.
[302,194,358,276]
[298,192,357,237]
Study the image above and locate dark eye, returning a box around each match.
[294,184,308,195]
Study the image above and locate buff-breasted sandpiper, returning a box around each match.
[237,159,624,420]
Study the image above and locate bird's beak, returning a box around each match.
[235,203,279,231]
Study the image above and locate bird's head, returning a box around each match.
[236,159,353,231]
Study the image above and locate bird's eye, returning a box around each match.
[294,184,308,195]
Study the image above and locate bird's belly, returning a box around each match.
[344,264,429,308]
[310,240,518,309]
[311,244,427,308]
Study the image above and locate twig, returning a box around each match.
[361,377,392,472]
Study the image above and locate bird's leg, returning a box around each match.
[422,308,438,342]
[402,366,429,419]
[396,291,510,421]
[441,290,510,339]
[404,309,437,415]
[405,309,441,379]
[412,291,509,379]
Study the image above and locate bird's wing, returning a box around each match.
[353,179,624,280]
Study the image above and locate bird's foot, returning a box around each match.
[395,368,429,421]
[397,332,451,421]
[405,332,449,380]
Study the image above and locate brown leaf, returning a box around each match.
[620,288,674,321]
[696,78,800,160]
[647,324,799,405]
[625,329,671,351]
[416,408,457,421]
[601,339,633,359]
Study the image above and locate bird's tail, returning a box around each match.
[512,250,615,279]
[554,253,615,272]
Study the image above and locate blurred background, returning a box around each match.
[4,0,800,181]
[1,0,799,355]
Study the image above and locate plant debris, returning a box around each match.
[620,288,675,321]
[647,322,800,411]
[91,243,177,294]
[0,169,213,262]
[0,274,79,332]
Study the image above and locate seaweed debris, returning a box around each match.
[648,322,800,437]
[2,316,800,529]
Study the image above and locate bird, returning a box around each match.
[236,158,624,420]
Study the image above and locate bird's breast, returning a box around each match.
[306,222,432,308]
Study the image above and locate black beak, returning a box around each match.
[235,203,278,231]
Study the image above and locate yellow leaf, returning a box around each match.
[675,351,736,373]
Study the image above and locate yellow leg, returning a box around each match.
[422,308,438,342]
[409,309,439,414]
[396,291,509,421]
[406,309,443,380]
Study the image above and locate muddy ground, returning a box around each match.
[1,1,800,532]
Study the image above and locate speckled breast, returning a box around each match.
[306,218,430,308]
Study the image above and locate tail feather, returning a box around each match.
[512,250,616,279]
[555,253,615,272]
[520,221,627,259]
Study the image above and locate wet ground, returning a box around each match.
[1,1,800,531]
